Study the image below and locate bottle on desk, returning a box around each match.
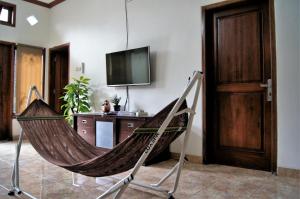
[136,110,148,117]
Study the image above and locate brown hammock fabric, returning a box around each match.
[17,99,188,177]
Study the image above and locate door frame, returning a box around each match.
[48,43,70,111]
[0,40,16,140]
[201,0,277,172]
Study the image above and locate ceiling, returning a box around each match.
[23,0,66,8]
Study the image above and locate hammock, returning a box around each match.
[8,71,203,199]
[17,98,188,177]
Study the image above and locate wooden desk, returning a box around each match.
[73,113,170,165]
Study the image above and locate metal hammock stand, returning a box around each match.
[8,71,203,199]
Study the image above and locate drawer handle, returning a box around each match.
[127,122,134,128]
[82,120,87,124]
[82,130,87,134]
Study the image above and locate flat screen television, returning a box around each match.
[106,46,150,86]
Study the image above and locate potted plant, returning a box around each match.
[111,95,121,111]
[60,76,91,125]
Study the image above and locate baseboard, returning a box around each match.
[277,167,300,178]
[171,154,300,176]
[170,152,202,164]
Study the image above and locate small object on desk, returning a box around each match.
[111,95,121,111]
[102,100,110,113]
[113,105,121,112]
[136,110,148,117]
[117,111,136,116]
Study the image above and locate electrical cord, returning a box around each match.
[123,86,129,111]
[124,0,129,111]
[125,0,129,50]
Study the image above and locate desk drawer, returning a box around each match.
[77,116,94,128]
[119,131,132,142]
[119,119,145,133]
[78,126,95,146]
[118,119,145,143]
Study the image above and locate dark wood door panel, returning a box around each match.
[218,93,264,151]
[54,54,62,109]
[54,52,69,113]
[49,44,69,114]
[203,0,275,171]
[215,7,263,83]
[0,42,14,140]
[214,150,270,170]
[216,83,264,92]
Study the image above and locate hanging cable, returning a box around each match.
[127,86,130,111]
[123,86,129,111]
[124,0,129,111]
[125,0,129,50]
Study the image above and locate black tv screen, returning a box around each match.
[106,46,150,86]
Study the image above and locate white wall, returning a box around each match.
[48,0,300,169]
[275,0,300,170]
[0,0,50,138]
[3,0,299,169]
[48,0,211,157]
[0,0,50,46]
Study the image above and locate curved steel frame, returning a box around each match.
[8,71,203,199]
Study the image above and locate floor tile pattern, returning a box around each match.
[0,141,299,199]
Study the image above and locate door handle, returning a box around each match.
[260,84,268,88]
[260,79,272,102]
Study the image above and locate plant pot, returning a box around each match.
[114,105,121,112]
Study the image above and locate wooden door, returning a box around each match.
[15,45,44,113]
[0,42,14,140]
[203,0,276,171]
[49,45,69,113]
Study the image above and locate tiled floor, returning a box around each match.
[0,141,299,199]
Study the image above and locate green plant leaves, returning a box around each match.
[111,94,121,105]
[60,76,91,125]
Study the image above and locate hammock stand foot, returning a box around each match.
[8,190,15,196]
[9,188,37,199]
[168,194,175,199]
[72,172,80,187]
[8,189,22,196]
